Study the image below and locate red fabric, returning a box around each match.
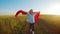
[15,10,27,18]
[15,10,40,24]
[34,12,40,24]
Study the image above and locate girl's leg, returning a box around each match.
[30,23,34,34]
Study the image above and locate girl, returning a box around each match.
[15,9,40,34]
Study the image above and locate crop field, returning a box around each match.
[0,15,60,34]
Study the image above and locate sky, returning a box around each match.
[0,0,60,15]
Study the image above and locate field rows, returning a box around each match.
[0,15,60,34]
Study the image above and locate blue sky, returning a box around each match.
[0,0,60,15]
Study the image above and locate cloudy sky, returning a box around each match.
[0,0,60,15]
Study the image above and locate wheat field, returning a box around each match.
[0,15,60,34]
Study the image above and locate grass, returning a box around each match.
[0,15,60,34]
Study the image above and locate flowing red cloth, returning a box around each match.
[15,10,40,24]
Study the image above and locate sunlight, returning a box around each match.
[48,3,60,15]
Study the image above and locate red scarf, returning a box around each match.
[15,10,40,24]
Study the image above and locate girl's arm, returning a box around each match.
[15,10,27,18]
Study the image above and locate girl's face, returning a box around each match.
[29,9,33,15]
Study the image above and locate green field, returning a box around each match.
[0,15,60,34]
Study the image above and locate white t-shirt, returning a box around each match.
[27,12,35,23]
